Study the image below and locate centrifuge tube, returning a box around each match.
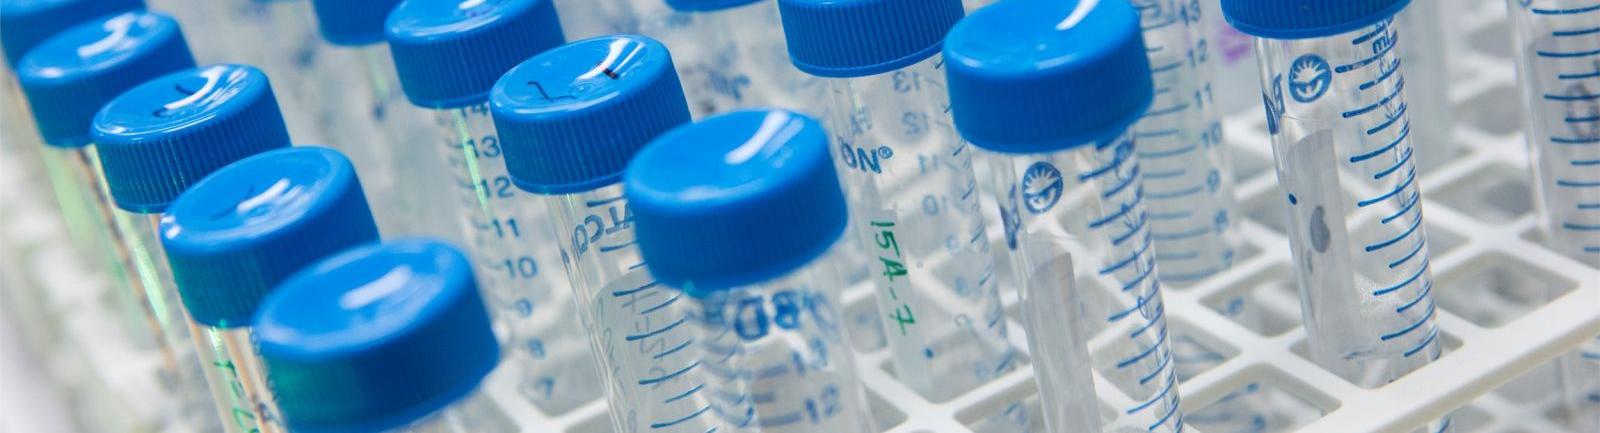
[628,109,875,433]
[386,0,601,413]
[1222,2,1450,431]
[256,239,512,433]
[490,35,709,432]
[777,0,1015,401]
[14,10,195,361]
[91,63,292,431]
[1130,0,1242,287]
[1506,0,1600,267]
[160,147,380,433]
[306,0,460,242]
[1504,2,1600,431]
[946,1,1182,432]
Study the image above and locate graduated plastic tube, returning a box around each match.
[91,64,293,432]
[257,239,512,433]
[777,0,1015,402]
[159,147,380,433]
[1503,1,1600,431]
[306,0,459,241]
[629,109,875,433]
[1130,0,1242,287]
[385,0,600,414]
[1222,2,1449,431]
[946,1,1181,432]
[490,35,713,433]
[13,10,195,366]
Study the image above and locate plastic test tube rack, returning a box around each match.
[0,1,1595,433]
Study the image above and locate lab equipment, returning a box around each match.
[1221,1,1450,431]
[13,10,195,364]
[1506,0,1600,268]
[634,0,781,117]
[490,35,705,432]
[386,0,601,414]
[255,239,511,433]
[1130,0,1242,287]
[91,63,293,432]
[1503,1,1600,431]
[628,108,875,433]
[946,1,1183,432]
[160,146,381,433]
[1397,0,1457,172]
[307,0,459,242]
[777,0,1015,401]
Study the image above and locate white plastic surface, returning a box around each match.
[1,2,1596,433]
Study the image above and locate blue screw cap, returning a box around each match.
[777,0,964,78]
[310,0,403,46]
[161,147,379,329]
[16,11,194,148]
[0,0,144,66]
[256,238,499,433]
[1222,0,1412,39]
[945,0,1152,153]
[92,64,292,213]
[491,34,690,195]
[386,0,567,108]
[627,109,846,293]
[665,0,762,12]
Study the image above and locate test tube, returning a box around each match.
[90,63,293,430]
[305,0,459,242]
[946,1,1183,432]
[1221,1,1450,428]
[385,0,601,413]
[490,35,707,432]
[628,109,875,432]
[13,10,195,358]
[159,147,381,433]
[1503,1,1600,431]
[1130,0,1242,287]
[256,239,509,433]
[777,0,1016,401]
